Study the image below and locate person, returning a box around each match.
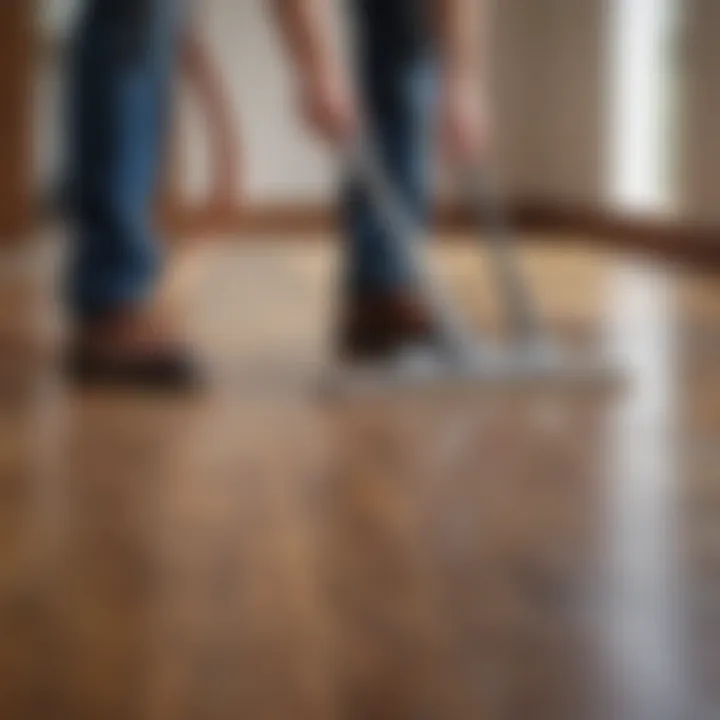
[65,0,487,389]
[273,0,487,360]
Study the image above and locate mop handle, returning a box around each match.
[463,169,545,345]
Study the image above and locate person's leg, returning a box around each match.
[338,0,437,359]
[343,0,436,297]
[67,0,183,321]
[64,0,201,388]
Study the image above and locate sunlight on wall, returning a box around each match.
[607,0,680,214]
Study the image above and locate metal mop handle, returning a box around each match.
[465,170,545,347]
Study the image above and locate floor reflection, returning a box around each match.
[0,240,719,719]
[600,264,689,719]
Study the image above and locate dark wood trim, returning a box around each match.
[162,203,335,240]
[510,202,720,272]
[165,199,720,272]
[0,0,35,244]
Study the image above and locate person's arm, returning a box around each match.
[436,0,485,84]
[180,31,240,208]
[270,0,335,82]
[269,0,355,144]
[435,0,490,164]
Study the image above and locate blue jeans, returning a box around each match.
[67,0,183,320]
[343,0,435,295]
[67,0,434,320]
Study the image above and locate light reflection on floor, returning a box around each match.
[0,238,719,719]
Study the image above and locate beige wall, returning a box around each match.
[681,0,720,225]
[493,0,605,206]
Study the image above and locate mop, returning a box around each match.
[321,2,627,397]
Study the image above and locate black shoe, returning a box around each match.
[337,290,438,362]
[65,345,205,393]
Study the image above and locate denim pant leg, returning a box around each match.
[66,0,184,320]
[343,0,436,295]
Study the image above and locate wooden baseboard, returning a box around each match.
[0,0,34,244]
[164,201,506,238]
[164,200,720,272]
[511,202,720,272]
[164,203,334,239]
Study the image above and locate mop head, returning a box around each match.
[319,340,628,399]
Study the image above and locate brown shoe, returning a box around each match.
[65,308,204,392]
[337,290,438,362]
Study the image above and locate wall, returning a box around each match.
[493,0,605,208]
[681,0,720,225]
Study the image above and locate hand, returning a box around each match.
[439,77,491,169]
[298,68,357,147]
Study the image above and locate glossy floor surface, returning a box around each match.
[1,235,719,719]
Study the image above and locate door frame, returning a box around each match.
[0,0,35,244]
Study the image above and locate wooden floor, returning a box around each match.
[1,234,720,719]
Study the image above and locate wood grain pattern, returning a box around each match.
[0,235,719,719]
